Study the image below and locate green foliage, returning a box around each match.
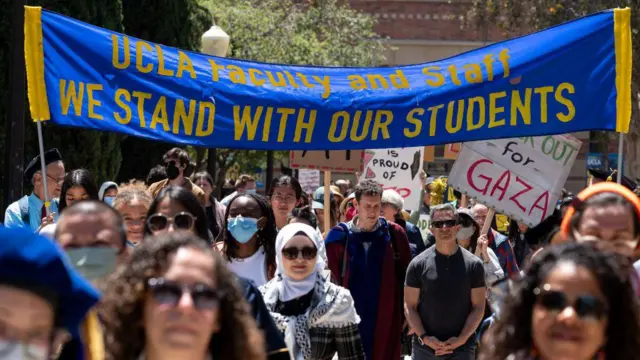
[117,0,212,182]
[198,0,388,188]
[0,0,124,201]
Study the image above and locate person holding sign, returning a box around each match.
[405,203,486,360]
[4,148,65,232]
[473,204,520,278]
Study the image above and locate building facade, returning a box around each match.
[349,0,589,194]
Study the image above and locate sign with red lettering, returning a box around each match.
[448,135,582,226]
[290,150,364,172]
[359,147,424,210]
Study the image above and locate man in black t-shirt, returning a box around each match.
[404,203,486,360]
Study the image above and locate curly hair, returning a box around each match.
[112,180,152,211]
[480,242,640,360]
[221,193,277,269]
[354,179,382,202]
[100,232,265,360]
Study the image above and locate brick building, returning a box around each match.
[349,0,589,193]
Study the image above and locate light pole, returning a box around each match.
[201,24,229,197]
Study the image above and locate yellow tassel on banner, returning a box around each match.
[24,6,51,121]
[613,8,632,133]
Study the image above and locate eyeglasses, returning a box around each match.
[146,212,196,232]
[272,194,297,204]
[45,173,64,184]
[431,219,457,229]
[282,246,317,260]
[534,285,608,321]
[147,278,224,310]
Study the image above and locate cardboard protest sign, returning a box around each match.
[360,147,424,210]
[290,150,364,172]
[444,143,461,160]
[448,135,581,227]
[298,169,320,194]
[416,214,430,240]
[424,146,435,162]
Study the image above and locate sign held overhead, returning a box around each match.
[447,135,582,227]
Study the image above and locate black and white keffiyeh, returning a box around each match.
[260,272,360,360]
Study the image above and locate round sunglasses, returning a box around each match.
[147,277,224,310]
[282,246,317,260]
[534,285,608,321]
[147,212,196,232]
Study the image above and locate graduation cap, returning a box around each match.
[0,227,100,334]
[24,148,63,182]
[587,167,637,191]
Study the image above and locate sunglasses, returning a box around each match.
[534,286,608,321]
[147,278,223,310]
[282,246,317,260]
[431,219,457,229]
[147,212,196,232]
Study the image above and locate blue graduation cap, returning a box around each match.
[0,226,100,333]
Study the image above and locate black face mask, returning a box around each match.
[165,161,180,180]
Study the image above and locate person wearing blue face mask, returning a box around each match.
[215,193,278,287]
[99,181,119,206]
[221,174,258,206]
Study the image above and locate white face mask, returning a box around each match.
[456,226,475,240]
[0,339,48,360]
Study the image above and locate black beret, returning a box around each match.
[588,167,637,191]
[24,148,63,182]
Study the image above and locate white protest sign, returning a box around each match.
[298,169,320,194]
[360,147,424,211]
[416,214,430,240]
[448,135,581,227]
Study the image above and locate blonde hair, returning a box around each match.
[112,180,152,211]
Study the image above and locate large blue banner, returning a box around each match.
[25,7,632,150]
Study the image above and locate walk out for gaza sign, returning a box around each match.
[24,7,632,150]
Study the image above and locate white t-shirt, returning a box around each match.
[227,246,268,287]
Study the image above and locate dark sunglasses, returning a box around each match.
[147,278,223,310]
[282,246,317,260]
[534,286,608,321]
[431,219,457,229]
[147,212,196,232]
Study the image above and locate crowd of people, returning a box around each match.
[1,146,640,360]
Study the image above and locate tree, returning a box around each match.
[117,0,212,182]
[0,0,124,200]
[470,0,640,179]
[198,0,389,190]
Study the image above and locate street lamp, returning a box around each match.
[202,24,229,195]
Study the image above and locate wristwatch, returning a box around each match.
[418,333,428,346]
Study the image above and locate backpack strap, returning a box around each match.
[381,219,404,285]
[335,223,350,286]
[18,196,30,225]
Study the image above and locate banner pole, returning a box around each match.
[324,170,331,233]
[36,119,51,216]
[617,132,623,184]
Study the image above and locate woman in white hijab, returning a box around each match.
[260,223,364,360]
